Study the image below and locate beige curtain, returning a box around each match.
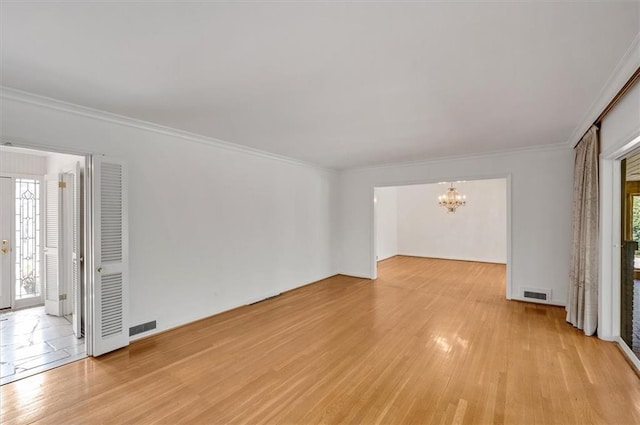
[566,125,599,336]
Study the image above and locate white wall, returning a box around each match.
[339,147,573,306]
[1,94,339,336]
[0,149,46,175]
[374,187,397,261]
[46,152,85,176]
[396,179,507,263]
[601,81,640,156]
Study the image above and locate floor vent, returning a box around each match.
[129,320,157,337]
[522,288,551,302]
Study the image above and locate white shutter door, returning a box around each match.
[44,175,62,316]
[93,156,129,356]
[69,163,82,337]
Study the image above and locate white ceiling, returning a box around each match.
[1,2,639,169]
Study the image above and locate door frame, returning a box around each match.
[600,130,640,371]
[370,173,512,300]
[1,142,94,356]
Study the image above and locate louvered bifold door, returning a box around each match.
[66,163,82,338]
[44,174,62,316]
[93,156,129,356]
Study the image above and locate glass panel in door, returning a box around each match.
[14,178,42,301]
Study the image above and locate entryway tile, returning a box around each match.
[15,349,70,371]
[0,306,86,385]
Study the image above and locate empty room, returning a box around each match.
[1,1,640,424]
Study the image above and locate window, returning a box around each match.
[15,178,41,299]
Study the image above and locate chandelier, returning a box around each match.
[438,183,466,213]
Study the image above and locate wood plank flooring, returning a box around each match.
[2,256,640,424]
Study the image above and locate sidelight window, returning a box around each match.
[14,178,41,299]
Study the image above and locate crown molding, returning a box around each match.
[343,142,571,174]
[0,86,336,173]
[567,31,640,148]
[0,85,578,175]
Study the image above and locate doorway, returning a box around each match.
[372,177,511,299]
[621,150,640,359]
[0,146,87,384]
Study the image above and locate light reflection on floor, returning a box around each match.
[1,306,86,385]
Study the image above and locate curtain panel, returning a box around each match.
[566,125,599,336]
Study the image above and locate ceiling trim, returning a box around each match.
[343,143,571,174]
[0,86,335,173]
[2,86,572,173]
[567,31,640,148]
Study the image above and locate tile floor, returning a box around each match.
[1,306,86,385]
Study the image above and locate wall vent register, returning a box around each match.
[522,288,551,301]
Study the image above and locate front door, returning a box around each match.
[0,177,11,309]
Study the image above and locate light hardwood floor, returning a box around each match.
[2,256,640,424]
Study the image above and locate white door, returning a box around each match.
[92,156,128,356]
[44,174,62,316]
[62,163,82,337]
[0,177,12,309]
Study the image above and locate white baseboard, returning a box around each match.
[338,272,373,279]
[615,336,640,373]
[509,296,565,307]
